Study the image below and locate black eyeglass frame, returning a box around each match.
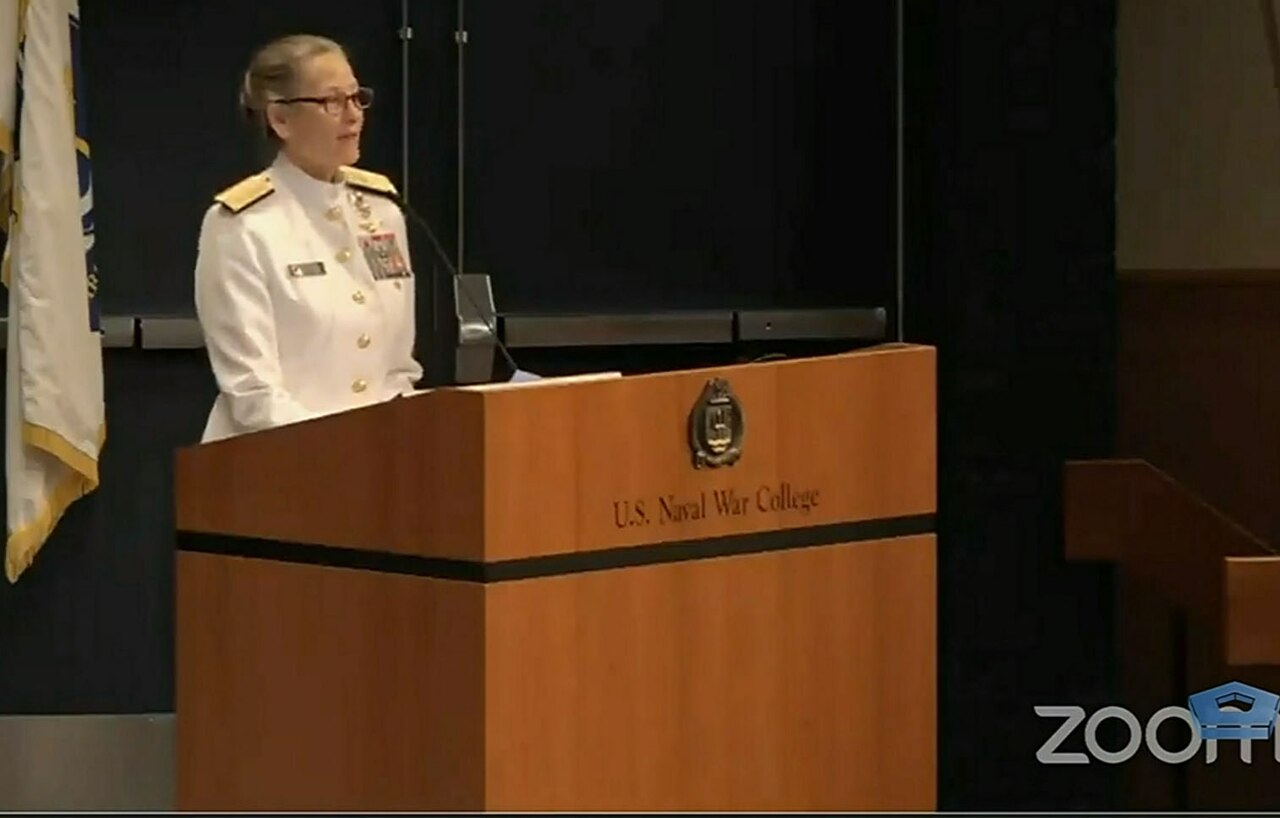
[271,87,374,116]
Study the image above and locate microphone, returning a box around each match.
[388,192,524,380]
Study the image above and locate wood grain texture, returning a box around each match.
[482,534,936,811]
[175,345,936,562]
[1065,461,1280,808]
[1063,459,1280,662]
[175,536,935,812]
[174,388,487,559]
[482,344,934,560]
[174,347,938,810]
[1224,557,1280,665]
[1119,267,1280,283]
[1118,277,1280,546]
[1076,277,1280,809]
[175,551,485,812]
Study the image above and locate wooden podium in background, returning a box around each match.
[1065,460,1280,810]
[172,343,938,811]
[1062,280,1280,811]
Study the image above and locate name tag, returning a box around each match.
[286,261,327,278]
[359,232,411,280]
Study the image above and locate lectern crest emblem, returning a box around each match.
[689,378,745,469]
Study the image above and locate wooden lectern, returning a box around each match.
[173,344,937,812]
[1064,459,1280,810]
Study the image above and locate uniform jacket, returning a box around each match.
[194,153,423,443]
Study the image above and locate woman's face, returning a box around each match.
[268,51,366,176]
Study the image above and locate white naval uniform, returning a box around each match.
[194,153,423,443]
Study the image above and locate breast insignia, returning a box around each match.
[359,232,411,280]
[341,166,398,198]
[214,173,274,214]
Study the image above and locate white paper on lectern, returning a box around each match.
[509,369,543,384]
[455,371,623,392]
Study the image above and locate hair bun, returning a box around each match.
[240,34,347,145]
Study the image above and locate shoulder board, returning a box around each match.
[342,166,398,197]
[214,173,274,214]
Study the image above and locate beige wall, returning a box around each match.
[1119,0,1280,269]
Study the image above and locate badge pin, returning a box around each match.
[286,261,328,278]
[348,188,373,219]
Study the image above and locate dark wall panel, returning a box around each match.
[82,1,405,315]
[904,0,1118,810]
[0,351,213,713]
[464,0,896,313]
[76,1,898,319]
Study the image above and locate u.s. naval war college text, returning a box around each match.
[612,482,821,529]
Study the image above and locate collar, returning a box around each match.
[269,152,346,209]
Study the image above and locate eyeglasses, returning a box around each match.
[272,87,374,116]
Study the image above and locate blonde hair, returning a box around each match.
[239,34,346,143]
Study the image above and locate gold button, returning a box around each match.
[352,290,366,304]
[336,248,352,263]
[325,206,342,221]
[357,333,371,349]
[394,281,402,290]
[352,378,367,394]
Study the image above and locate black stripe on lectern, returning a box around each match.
[176,513,935,584]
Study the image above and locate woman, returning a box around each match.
[194,34,423,443]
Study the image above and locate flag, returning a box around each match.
[0,0,104,582]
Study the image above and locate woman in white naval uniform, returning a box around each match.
[194,34,423,443]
